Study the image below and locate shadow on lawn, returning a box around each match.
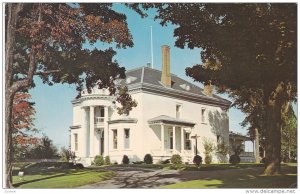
[173,165,297,188]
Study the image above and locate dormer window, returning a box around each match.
[126,76,137,84]
[180,84,191,91]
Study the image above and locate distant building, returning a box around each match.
[229,131,256,162]
[70,45,231,166]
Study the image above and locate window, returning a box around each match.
[95,106,105,124]
[100,107,105,117]
[170,131,173,149]
[176,104,181,118]
[124,128,130,149]
[201,108,206,123]
[113,130,118,149]
[185,132,191,150]
[74,134,78,151]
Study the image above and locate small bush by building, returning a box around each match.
[94,155,105,166]
[104,156,111,165]
[171,154,182,164]
[229,154,240,165]
[205,155,212,164]
[122,155,130,164]
[193,155,202,167]
[144,154,153,164]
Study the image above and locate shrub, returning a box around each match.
[205,155,212,164]
[122,155,130,164]
[133,161,144,164]
[193,155,202,166]
[162,159,170,164]
[94,155,104,166]
[229,154,240,165]
[76,163,84,169]
[171,154,182,164]
[104,156,111,165]
[144,154,153,164]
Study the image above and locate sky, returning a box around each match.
[27,3,292,152]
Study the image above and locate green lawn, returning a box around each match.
[13,167,114,188]
[162,165,297,188]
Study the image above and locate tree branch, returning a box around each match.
[10,49,36,95]
[34,69,60,75]
[5,3,24,88]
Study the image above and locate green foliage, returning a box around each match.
[122,155,130,164]
[104,156,111,165]
[281,105,297,162]
[94,155,104,166]
[143,154,153,164]
[202,137,215,164]
[60,147,76,163]
[203,138,215,155]
[193,155,202,167]
[204,155,212,164]
[27,135,58,159]
[170,154,182,164]
[229,155,241,165]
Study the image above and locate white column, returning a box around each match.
[161,124,164,152]
[82,107,88,157]
[173,126,176,152]
[181,127,184,153]
[104,106,109,156]
[89,106,95,157]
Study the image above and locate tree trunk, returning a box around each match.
[254,128,260,163]
[5,91,14,188]
[5,3,24,188]
[264,101,282,175]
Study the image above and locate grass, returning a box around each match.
[162,165,297,188]
[12,166,114,188]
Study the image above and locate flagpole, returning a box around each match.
[150,26,154,69]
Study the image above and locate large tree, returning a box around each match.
[130,3,297,174]
[5,3,136,188]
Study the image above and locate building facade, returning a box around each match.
[70,45,231,166]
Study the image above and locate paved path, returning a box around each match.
[79,166,184,188]
[78,166,296,189]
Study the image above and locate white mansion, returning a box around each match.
[70,45,231,166]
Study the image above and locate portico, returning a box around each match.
[148,115,195,158]
[81,105,110,158]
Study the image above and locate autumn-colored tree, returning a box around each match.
[129,3,297,175]
[5,3,136,187]
[12,92,39,159]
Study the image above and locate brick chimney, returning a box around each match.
[161,45,171,87]
[204,83,213,97]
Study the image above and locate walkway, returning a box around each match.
[79,166,184,188]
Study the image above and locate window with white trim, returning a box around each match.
[112,129,118,149]
[124,128,130,149]
[185,132,191,150]
[74,133,78,151]
[201,108,206,123]
[176,104,181,119]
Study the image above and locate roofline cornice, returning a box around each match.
[128,82,231,110]
[71,94,113,105]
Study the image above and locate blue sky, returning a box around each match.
[28,3,287,151]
